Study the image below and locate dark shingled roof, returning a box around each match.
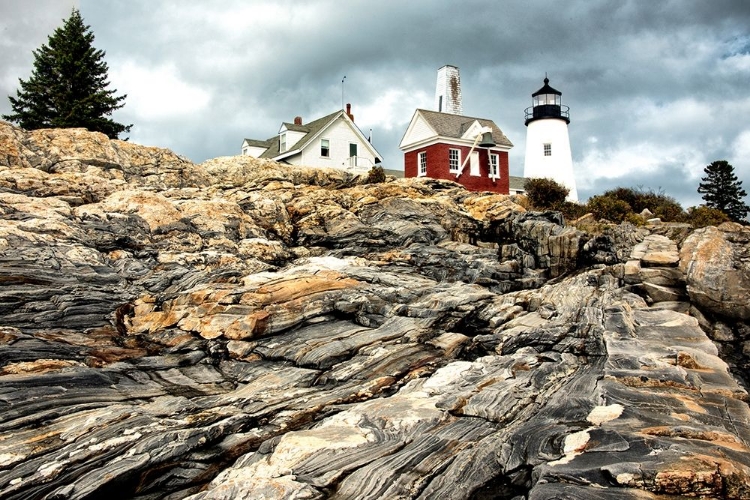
[242,139,272,148]
[416,109,513,148]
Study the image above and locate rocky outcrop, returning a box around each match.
[624,234,687,305]
[679,223,750,321]
[1,121,749,499]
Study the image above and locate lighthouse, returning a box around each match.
[523,77,578,201]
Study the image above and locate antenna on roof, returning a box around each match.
[341,76,346,110]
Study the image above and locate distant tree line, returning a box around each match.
[524,160,749,227]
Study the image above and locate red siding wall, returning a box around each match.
[404,143,510,194]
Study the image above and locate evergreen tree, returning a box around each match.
[3,9,131,139]
[697,160,749,222]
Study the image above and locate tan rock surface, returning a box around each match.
[680,223,750,320]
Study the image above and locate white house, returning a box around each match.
[241,104,382,171]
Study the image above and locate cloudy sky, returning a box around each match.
[2,1,749,207]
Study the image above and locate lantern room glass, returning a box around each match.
[533,93,561,107]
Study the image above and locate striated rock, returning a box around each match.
[489,211,587,284]
[0,123,748,500]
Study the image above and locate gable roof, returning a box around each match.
[402,109,513,150]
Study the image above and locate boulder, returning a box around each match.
[679,223,750,321]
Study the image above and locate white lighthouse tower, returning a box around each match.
[523,77,578,201]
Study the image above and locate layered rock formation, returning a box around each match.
[1,122,749,499]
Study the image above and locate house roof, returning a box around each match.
[509,175,526,191]
[242,139,272,148]
[406,109,513,149]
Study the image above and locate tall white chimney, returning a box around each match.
[435,65,462,115]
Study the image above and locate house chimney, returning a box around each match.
[294,116,302,125]
[435,65,462,115]
[346,103,354,122]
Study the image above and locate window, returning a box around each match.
[489,154,499,178]
[321,139,330,157]
[469,151,479,176]
[418,151,427,176]
[544,143,552,156]
[279,133,287,152]
[349,143,358,166]
[449,148,460,173]
[533,94,561,106]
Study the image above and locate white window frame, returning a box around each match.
[489,153,499,178]
[449,148,460,173]
[544,143,552,156]
[321,138,330,158]
[280,133,287,153]
[418,151,427,176]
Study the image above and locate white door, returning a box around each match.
[470,151,480,176]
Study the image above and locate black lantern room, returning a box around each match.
[524,77,570,126]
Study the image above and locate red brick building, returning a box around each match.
[399,109,513,194]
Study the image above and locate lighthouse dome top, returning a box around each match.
[531,77,562,97]
[525,76,570,125]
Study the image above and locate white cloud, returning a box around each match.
[730,130,750,181]
[732,130,750,158]
[630,98,714,134]
[357,88,431,132]
[110,60,211,121]
[719,53,750,74]
[576,141,705,191]
[719,35,750,74]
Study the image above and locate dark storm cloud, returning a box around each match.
[3,0,749,208]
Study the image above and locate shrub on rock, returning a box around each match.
[586,194,632,223]
[523,177,569,210]
[366,166,386,184]
[686,206,731,228]
[596,187,685,222]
